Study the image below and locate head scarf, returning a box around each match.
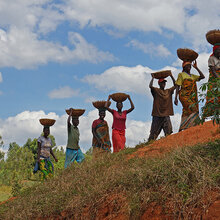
[158,78,167,83]
[182,61,192,68]
[210,43,220,56]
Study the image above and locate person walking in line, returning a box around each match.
[175,61,205,131]
[105,94,134,152]
[92,102,111,157]
[37,120,58,180]
[64,108,85,168]
[148,72,176,141]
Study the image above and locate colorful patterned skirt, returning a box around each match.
[179,79,199,131]
[39,157,54,180]
[92,121,111,152]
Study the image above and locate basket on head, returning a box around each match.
[206,29,220,45]
[111,93,128,102]
[65,108,85,117]
[92,101,111,109]
[151,70,171,79]
[39,118,56,127]
[177,48,198,62]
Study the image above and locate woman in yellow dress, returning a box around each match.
[174,60,205,131]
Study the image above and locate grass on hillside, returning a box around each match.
[0,186,11,202]
[0,140,219,219]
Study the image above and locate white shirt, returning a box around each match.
[208,56,220,70]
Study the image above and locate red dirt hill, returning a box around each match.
[129,120,220,159]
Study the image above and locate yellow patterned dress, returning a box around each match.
[176,72,200,131]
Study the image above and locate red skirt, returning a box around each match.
[112,129,126,153]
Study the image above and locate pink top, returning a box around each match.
[112,110,127,130]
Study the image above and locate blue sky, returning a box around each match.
[0,0,219,152]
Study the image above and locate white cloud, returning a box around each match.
[60,0,186,33]
[0,0,217,70]
[0,110,182,153]
[59,0,220,49]
[0,72,2,82]
[0,28,115,69]
[127,40,171,57]
[0,0,63,34]
[83,65,180,96]
[48,86,79,99]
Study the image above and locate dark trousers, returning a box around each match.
[148,116,173,141]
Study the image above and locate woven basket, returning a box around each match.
[65,108,85,117]
[39,118,56,126]
[111,93,128,102]
[177,48,198,62]
[151,70,171,79]
[206,29,220,45]
[92,101,111,109]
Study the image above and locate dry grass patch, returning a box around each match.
[0,140,219,219]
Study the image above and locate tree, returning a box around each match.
[0,135,4,160]
[191,78,220,126]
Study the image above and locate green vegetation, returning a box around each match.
[0,135,66,199]
[0,140,219,219]
[0,186,11,202]
[194,78,220,125]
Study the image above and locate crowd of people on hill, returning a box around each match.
[36,41,220,180]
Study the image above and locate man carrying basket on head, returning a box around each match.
[64,108,85,168]
[148,71,176,141]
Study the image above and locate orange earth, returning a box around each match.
[129,120,220,159]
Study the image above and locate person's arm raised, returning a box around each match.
[149,75,154,88]
[67,108,73,129]
[174,85,180,106]
[105,95,114,114]
[192,60,205,81]
[126,95,135,114]
[170,73,176,87]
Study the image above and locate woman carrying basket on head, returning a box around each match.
[175,52,205,131]
[92,101,111,157]
[105,93,134,153]
[37,119,58,180]
[204,30,220,117]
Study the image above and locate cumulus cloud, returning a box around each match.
[0,110,182,153]
[83,65,180,97]
[48,86,79,99]
[59,0,220,49]
[60,0,185,33]
[0,28,115,69]
[127,40,171,57]
[0,0,217,70]
[0,0,63,34]
[0,72,2,82]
